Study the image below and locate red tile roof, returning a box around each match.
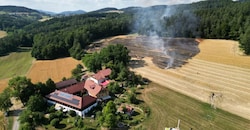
[84,79,102,97]
[46,90,82,109]
[46,90,96,110]
[93,68,112,80]
[82,95,97,109]
[59,82,86,94]
[55,79,77,89]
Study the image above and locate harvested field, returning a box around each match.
[0,30,7,38]
[96,35,250,121]
[93,36,200,69]
[195,39,250,69]
[27,57,81,83]
[133,57,250,120]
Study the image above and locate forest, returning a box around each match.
[0,0,250,58]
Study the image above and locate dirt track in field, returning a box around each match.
[27,57,81,83]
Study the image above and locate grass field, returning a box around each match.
[0,48,34,80]
[27,57,81,83]
[0,48,34,92]
[0,30,7,38]
[140,83,250,130]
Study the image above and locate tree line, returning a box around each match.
[133,0,250,54]
[0,12,132,59]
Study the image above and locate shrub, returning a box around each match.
[49,113,57,121]
[47,105,56,113]
[50,118,60,127]
[19,122,32,130]
[55,111,63,118]
[68,110,77,117]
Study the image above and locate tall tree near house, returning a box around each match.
[45,78,56,93]
[0,87,13,111]
[98,101,118,128]
[8,76,35,105]
[26,95,46,112]
[72,64,84,81]
[103,101,116,115]
[107,82,122,95]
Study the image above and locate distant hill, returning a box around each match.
[120,7,142,13]
[0,5,39,13]
[90,7,119,13]
[0,6,49,31]
[58,10,86,16]
[37,10,56,16]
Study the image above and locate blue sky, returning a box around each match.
[0,0,202,13]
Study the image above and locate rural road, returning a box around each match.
[10,98,23,130]
[12,116,19,130]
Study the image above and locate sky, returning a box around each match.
[0,0,202,13]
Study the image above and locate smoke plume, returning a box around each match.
[133,5,199,68]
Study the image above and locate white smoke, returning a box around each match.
[133,5,199,68]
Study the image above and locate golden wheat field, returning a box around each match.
[195,39,250,69]
[27,57,81,83]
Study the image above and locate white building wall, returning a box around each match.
[47,99,98,118]
[81,102,98,117]
[89,77,98,84]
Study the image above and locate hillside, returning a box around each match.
[0,6,39,13]
[57,10,86,16]
[0,6,49,31]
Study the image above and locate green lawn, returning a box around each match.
[139,83,250,130]
[0,47,34,79]
[7,116,13,130]
[40,115,98,130]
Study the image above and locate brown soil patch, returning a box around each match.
[0,78,9,92]
[0,30,7,38]
[27,57,81,83]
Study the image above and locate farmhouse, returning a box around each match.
[55,78,77,89]
[46,69,112,117]
[46,90,97,117]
